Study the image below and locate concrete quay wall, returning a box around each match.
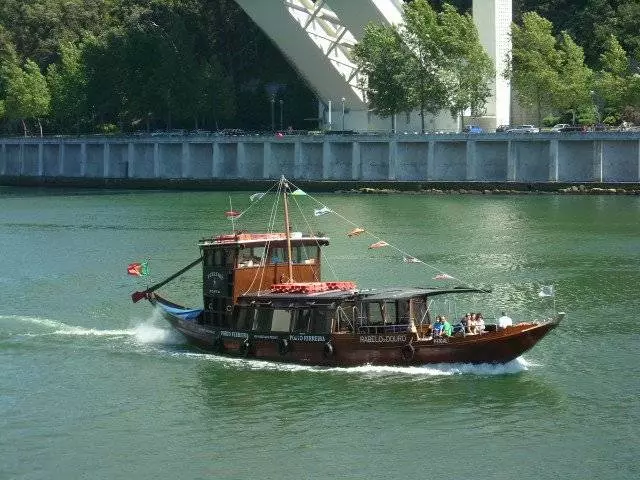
[1,133,639,186]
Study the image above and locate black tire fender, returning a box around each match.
[323,341,334,358]
[278,338,290,356]
[401,343,415,362]
[239,339,251,357]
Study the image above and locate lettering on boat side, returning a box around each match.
[220,330,249,339]
[433,337,449,344]
[289,334,325,342]
[254,334,278,340]
[207,272,224,281]
[359,334,408,343]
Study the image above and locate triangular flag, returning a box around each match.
[368,241,388,249]
[433,273,453,280]
[347,228,365,237]
[224,210,240,218]
[250,193,265,202]
[538,285,555,297]
[290,188,307,196]
[403,256,420,264]
[314,206,332,216]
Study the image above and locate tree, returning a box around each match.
[593,35,629,124]
[46,41,88,133]
[508,12,561,126]
[354,0,493,133]
[438,4,494,126]
[4,59,50,136]
[554,32,592,124]
[352,23,413,128]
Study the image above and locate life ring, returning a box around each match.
[212,335,225,354]
[225,305,232,312]
[239,339,252,357]
[401,343,415,362]
[278,338,290,356]
[323,341,334,358]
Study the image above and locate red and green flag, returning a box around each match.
[127,261,149,277]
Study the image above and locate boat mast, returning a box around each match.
[282,176,294,283]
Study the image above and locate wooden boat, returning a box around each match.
[133,176,563,366]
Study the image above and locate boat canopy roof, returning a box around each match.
[198,231,330,248]
[238,286,489,306]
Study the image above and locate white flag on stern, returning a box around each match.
[538,285,555,297]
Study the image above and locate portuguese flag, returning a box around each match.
[127,261,149,277]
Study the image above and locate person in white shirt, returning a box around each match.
[497,311,513,328]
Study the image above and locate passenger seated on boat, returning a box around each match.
[432,316,445,337]
[497,311,513,329]
[475,313,485,333]
[441,316,453,337]
[468,313,478,334]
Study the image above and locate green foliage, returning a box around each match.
[542,114,560,127]
[4,59,50,135]
[354,0,493,132]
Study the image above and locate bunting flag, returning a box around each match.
[314,206,332,216]
[538,285,555,297]
[403,256,421,264]
[290,188,307,196]
[433,273,454,280]
[127,261,149,277]
[347,227,365,237]
[368,241,389,249]
[249,193,265,202]
[224,210,240,218]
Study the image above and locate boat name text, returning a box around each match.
[359,334,407,343]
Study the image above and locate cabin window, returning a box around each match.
[366,302,384,325]
[397,300,410,324]
[224,249,235,266]
[292,309,311,332]
[236,307,255,330]
[383,301,397,324]
[213,249,223,266]
[237,247,262,268]
[412,298,430,325]
[271,309,292,332]
[336,302,355,331]
[309,309,333,334]
[269,247,286,264]
[204,249,214,267]
[292,245,318,264]
[253,309,272,333]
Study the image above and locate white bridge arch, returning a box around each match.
[235,0,511,132]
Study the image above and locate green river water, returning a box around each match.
[0,187,638,479]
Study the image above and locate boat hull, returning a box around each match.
[151,296,562,366]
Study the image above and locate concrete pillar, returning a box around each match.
[352,141,361,180]
[322,140,331,180]
[153,143,160,178]
[388,139,397,180]
[548,139,559,182]
[0,143,5,175]
[593,140,603,182]
[293,139,303,178]
[127,142,135,178]
[507,140,516,181]
[426,141,435,180]
[103,143,110,177]
[80,142,87,177]
[466,140,477,180]
[59,141,65,175]
[261,141,269,179]
[638,139,640,181]
[38,143,44,177]
[19,143,24,175]
[213,141,221,178]
[182,141,190,178]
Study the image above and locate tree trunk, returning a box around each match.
[21,119,27,137]
[37,118,43,137]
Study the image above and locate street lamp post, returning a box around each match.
[270,95,275,132]
[279,99,284,130]
[341,97,345,131]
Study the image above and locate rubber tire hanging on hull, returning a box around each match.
[401,343,415,362]
[239,339,252,358]
[278,338,290,356]
[323,341,334,358]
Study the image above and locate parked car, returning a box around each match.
[462,125,484,133]
[551,123,570,132]
[506,124,540,133]
[558,125,586,133]
[495,124,509,132]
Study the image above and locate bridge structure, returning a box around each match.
[234,0,512,133]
